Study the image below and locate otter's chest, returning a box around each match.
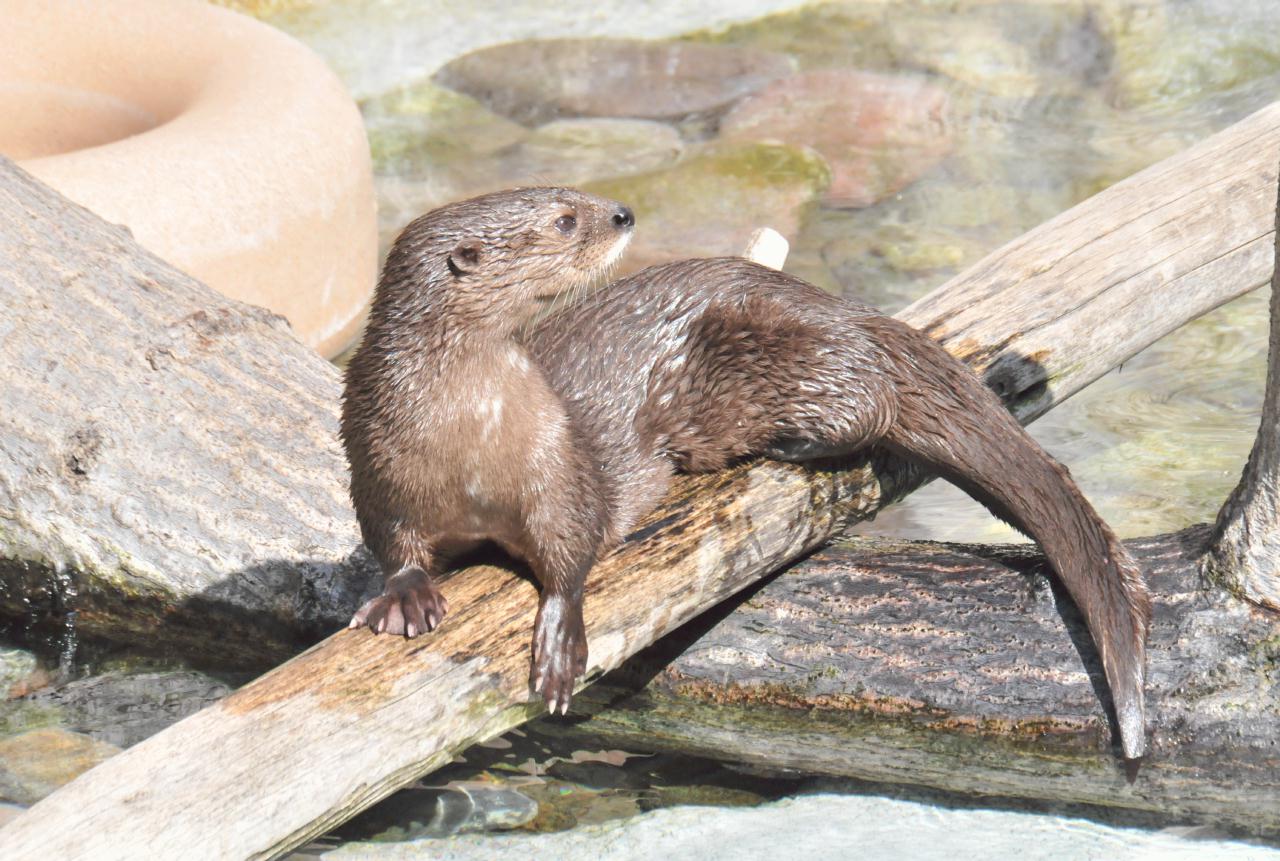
[392,357,568,539]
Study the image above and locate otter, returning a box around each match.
[341,188,634,712]
[343,187,1150,759]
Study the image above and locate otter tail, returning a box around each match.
[877,321,1151,759]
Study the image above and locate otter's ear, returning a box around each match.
[447,241,482,277]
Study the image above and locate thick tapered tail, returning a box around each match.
[880,329,1152,758]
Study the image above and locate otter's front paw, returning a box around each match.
[530,594,588,715]
[349,567,449,638]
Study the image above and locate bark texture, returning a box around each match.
[551,527,1280,835]
[1206,162,1280,610]
[4,101,1280,858]
[0,155,376,665]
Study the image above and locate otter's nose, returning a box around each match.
[612,206,634,230]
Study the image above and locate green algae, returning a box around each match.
[362,80,529,175]
[683,3,894,72]
[590,140,831,199]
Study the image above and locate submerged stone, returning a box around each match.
[888,14,1041,99]
[208,0,320,15]
[1106,5,1280,112]
[334,784,539,841]
[505,118,684,186]
[372,117,683,255]
[719,71,952,208]
[865,224,985,275]
[0,647,38,698]
[0,728,120,804]
[434,38,796,126]
[585,141,830,273]
[20,669,233,749]
[691,3,896,71]
[361,79,529,176]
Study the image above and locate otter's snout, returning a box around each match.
[611,206,635,230]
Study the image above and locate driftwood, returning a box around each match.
[546,527,1280,835]
[1207,178,1280,611]
[4,102,1280,858]
[0,158,368,667]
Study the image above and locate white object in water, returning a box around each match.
[742,227,790,270]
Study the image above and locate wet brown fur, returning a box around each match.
[342,188,1150,757]
[341,188,634,712]
[531,255,1151,759]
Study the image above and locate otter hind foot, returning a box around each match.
[531,594,589,715]
[350,566,449,638]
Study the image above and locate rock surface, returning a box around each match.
[0,157,376,668]
[585,141,830,273]
[16,670,234,749]
[0,649,38,699]
[433,38,796,126]
[0,728,120,805]
[546,528,1280,834]
[720,70,952,207]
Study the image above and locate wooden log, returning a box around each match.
[5,102,1280,858]
[540,527,1280,835]
[1206,162,1280,610]
[0,158,370,667]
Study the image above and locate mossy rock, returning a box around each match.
[586,141,830,272]
[362,81,529,175]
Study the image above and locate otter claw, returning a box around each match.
[529,595,588,715]
[350,567,447,638]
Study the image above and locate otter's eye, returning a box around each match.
[555,214,577,234]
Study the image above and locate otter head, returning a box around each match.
[382,187,634,330]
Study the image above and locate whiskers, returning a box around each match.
[521,251,626,335]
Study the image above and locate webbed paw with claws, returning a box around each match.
[349,566,449,638]
[531,594,588,715]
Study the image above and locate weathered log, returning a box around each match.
[5,102,1280,858]
[0,156,370,667]
[1206,163,1280,611]
[542,527,1280,835]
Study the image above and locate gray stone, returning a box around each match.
[0,728,119,805]
[21,669,233,749]
[0,647,37,697]
[334,785,538,842]
[434,38,795,126]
